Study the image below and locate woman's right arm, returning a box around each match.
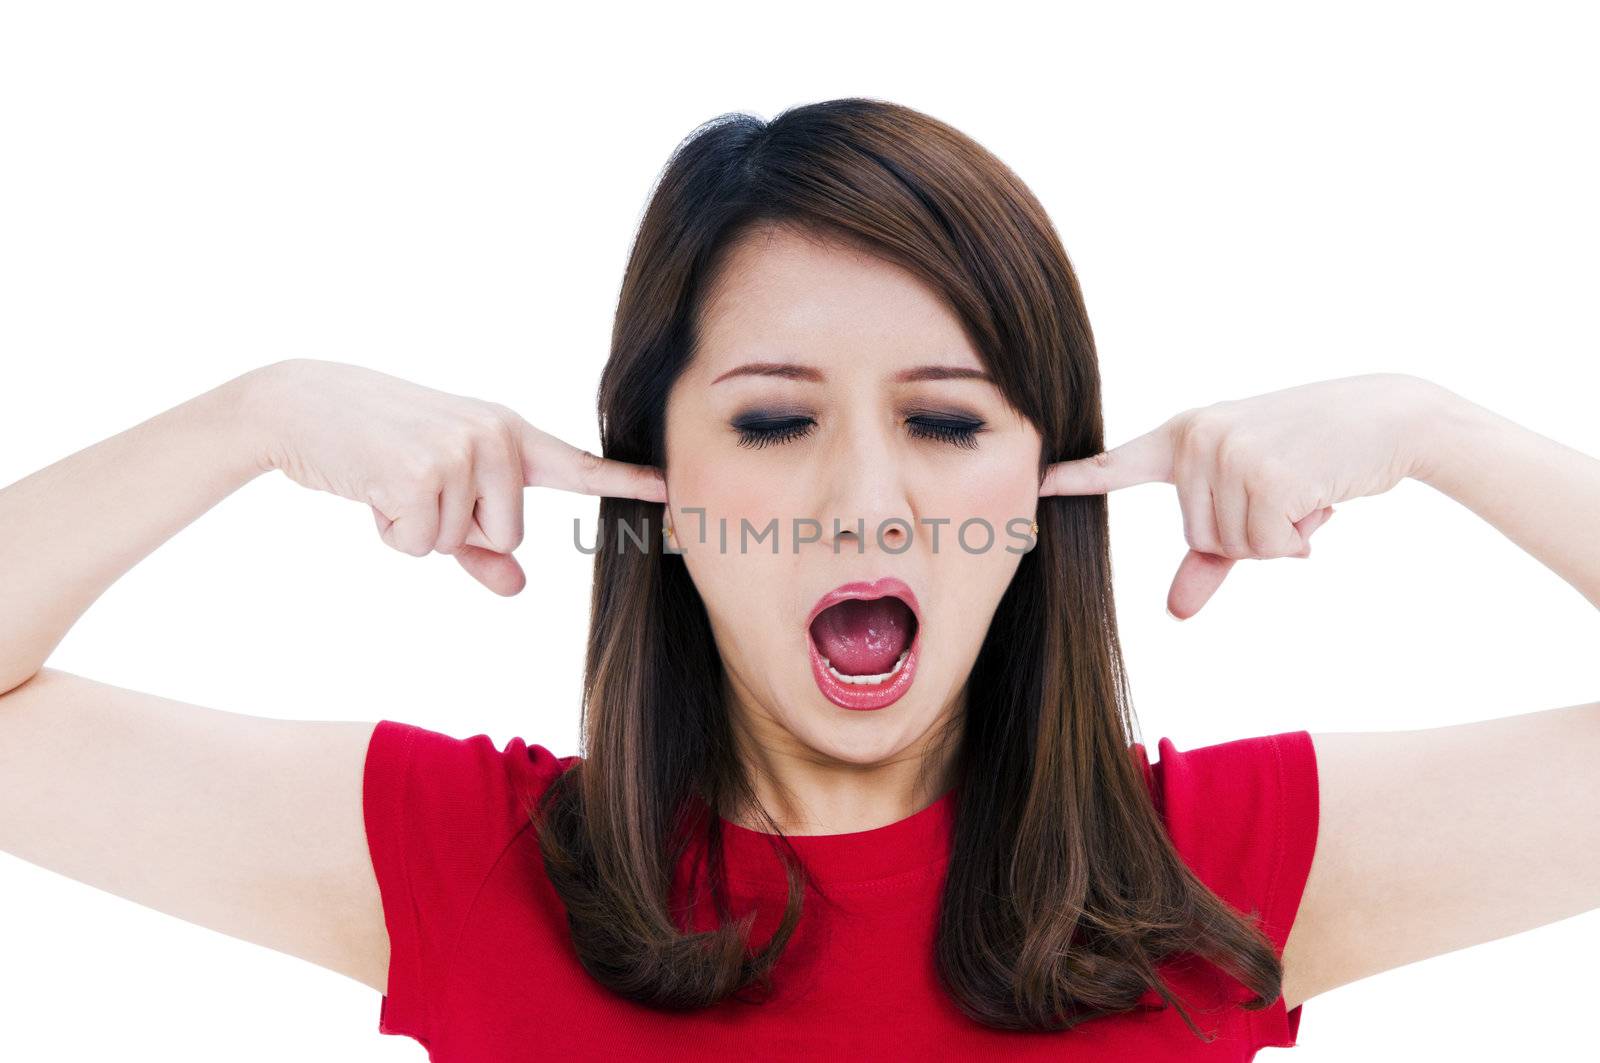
[0,359,666,996]
[0,364,276,697]
[0,362,399,992]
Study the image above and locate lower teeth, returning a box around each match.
[822,647,910,685]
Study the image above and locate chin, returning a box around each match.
[793,692,943,759]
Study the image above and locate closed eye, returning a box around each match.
[733,415,815,449]
[731,414,987,450]
[905,415,985,450]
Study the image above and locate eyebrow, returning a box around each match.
[709,361,994,385]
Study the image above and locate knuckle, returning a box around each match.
[382,526,432,558]
[1173,415,1205,453]
[1177,425,1218,464]
[442,431,477,469]
[1185,406,1225,438]
[399,451,443,486]
[1246,456,1293,495]
[491,416,521,458]
[1178,517,1204,552]
[1218,531,1250,559]
[1214,431,1257,473]
[365,479,396,513]
[470,406,515,446]
[480,400,518,424]
[475,430,523,485]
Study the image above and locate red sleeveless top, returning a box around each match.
[363,721,1318,1060]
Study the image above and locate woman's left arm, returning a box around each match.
[1283,381,1600,1012]
[1412,379,1600,610]
[1040,372,1600,1013]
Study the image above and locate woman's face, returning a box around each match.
[663,223,1042,774]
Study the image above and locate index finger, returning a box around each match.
[518,422,668,503]
[1039,425,1174,496]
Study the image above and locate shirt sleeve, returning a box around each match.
[361,719,574,1047]
[1146,729,1320,1051]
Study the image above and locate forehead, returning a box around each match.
[691,224,979,371]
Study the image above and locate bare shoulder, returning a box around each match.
[0,668,389,994]
[1280,705,1600,1011]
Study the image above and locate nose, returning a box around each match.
[815,410,913,555]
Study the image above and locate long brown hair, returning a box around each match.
[535,97,1284,1039]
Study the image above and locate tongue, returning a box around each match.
[810,597,914,676]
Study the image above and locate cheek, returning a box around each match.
[670,459,813,562]
[922,453,1037,534]
[689,562,757,648]
[672,461,795,644]
[921,453,1036,602]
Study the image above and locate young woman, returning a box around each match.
[2,98,1596,1061]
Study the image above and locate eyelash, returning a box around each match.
[732,414,987,451]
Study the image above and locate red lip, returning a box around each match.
[805,577,922,712]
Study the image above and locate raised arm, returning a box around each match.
[1039,373,1600,1015]
[0,367,273,696]
[1,359,670,697]
[1284,382,1600,1008]
[0,365,396,990]
[0,359,667,996]
[1409,383,1600,611]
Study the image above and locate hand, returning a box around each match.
[243,358,666,596]
[1039,373,1441,619]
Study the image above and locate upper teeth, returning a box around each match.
[822,647,911,685]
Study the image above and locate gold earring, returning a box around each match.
[1031,519,1039,535]
[665,522,677,547]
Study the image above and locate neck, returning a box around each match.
[718,672,965,836]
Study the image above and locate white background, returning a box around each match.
[2,2,1596,1059]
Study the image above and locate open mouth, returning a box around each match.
[805,578,922,711]
[810,597,918,682]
